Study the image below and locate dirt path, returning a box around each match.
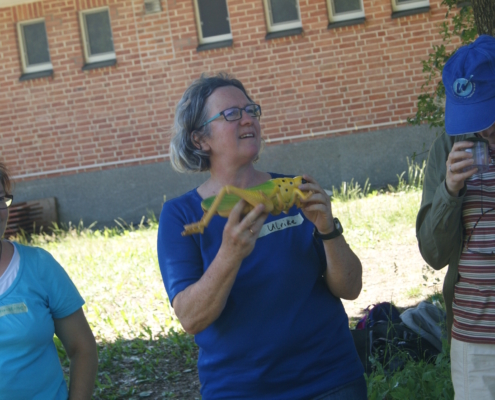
[342,243,446,322]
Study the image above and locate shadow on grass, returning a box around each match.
[57,330,200,400]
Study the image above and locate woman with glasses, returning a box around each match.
[0,162,98,400]
[157,73,365,399]
[417,35,495,399]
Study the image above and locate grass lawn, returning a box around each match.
[13,177,453,399]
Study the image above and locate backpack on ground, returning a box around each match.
[399,301,447,352]
[351,302,441,374]
[356,301,401,329]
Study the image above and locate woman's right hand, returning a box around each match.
[172,199,269,335]
[446,141,477,197]
[220,199,269,262]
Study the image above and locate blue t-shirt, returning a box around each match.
[0,243,84,400]
[157,173,364,399]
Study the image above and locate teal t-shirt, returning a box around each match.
[0,243,84,400]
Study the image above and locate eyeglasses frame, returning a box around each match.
[0,194,14,209]
[200,104,262,128]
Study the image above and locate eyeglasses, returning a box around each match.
[0,195,13,209]
[200,104,262,128]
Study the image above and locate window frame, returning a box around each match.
[16,18,53,74]
[263,0,302,33]
[326,0,365,23]
[391,0,430,12]
[193,0,233,45]
[79,7,116,65]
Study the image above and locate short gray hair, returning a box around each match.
[169,72,255,173]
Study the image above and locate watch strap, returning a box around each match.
[313,218,343,240]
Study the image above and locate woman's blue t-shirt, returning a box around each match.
[157,174,363,399]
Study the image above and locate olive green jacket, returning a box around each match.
[416,131,475,342]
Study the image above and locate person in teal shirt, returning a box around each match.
[0,162,98,400]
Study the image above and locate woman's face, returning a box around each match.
[200,86,262,169]
[0,184,8,239]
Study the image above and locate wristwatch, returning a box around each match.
[313,218,343,241]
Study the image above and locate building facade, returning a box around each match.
[0,0,447,226]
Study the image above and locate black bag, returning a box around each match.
[351,321,440,374]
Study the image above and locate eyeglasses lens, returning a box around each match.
[246,105,260,117]
[223,108,241,121]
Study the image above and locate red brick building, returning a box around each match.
[0,0,446,226]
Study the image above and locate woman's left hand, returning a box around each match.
[298,174,334,234]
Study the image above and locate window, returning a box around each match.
[79,7,116,68]
[264,0,302,33]
[17,19,52,76]
[391,0,430,13]
[144,0,162,14]
[327,0,364,24]
[194,0,232,45]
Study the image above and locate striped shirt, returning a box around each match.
[453,151,495,344]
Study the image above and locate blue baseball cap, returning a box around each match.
[443,35,495,136]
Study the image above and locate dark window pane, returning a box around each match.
[85,10,114,55]
[197,0,231,38]
[397,0,422,3]
[23,22,50,65]
[333,0,362,14]
[270,0,299,24]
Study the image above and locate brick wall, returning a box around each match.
[0,0,453,181]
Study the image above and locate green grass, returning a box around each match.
[31,223,179,341]
[332,158,425,249]
[366,342,454,400]
[405,285,423,299]
[333,190,422,249]
[10,161,453,398]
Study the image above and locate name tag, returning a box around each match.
[258,213,304,238]
[0,303,28,318]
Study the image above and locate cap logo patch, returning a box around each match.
[453,75,475,98]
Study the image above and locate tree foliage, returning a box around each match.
[472,0,495,36]
[408,1,477,133]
